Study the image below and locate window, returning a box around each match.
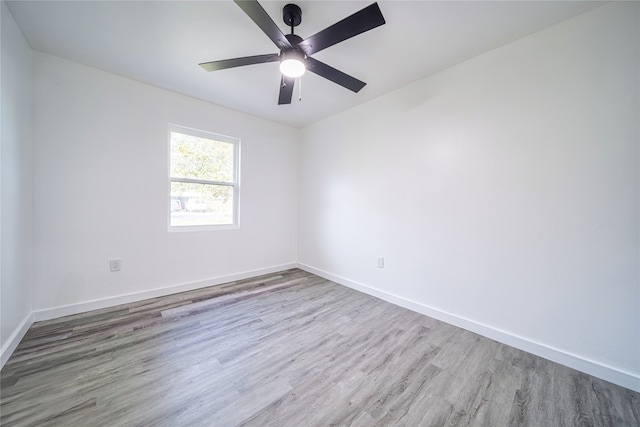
[169,125,239,230]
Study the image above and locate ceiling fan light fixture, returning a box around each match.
[280,51,306,78]
[200,1,386,104]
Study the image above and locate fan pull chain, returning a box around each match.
[298,76,302,101]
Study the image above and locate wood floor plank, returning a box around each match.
[1,268,638,426]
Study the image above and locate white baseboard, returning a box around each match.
[1,312,33,370]
[32,263,298,322]
[297,262,640,393]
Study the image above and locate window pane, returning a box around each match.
[170,131,234,182]
[171,182,234,227]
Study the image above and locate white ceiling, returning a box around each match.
[7,0,603,128]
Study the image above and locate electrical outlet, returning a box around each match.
[377,257,384,268]
[110,258,122,272]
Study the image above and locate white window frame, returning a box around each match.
[168,124,240,232]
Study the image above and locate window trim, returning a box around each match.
[168,124,240,232]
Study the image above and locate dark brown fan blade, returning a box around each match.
[305,58,366,93]
[299,3,385,56]
[234,0,292,51]
[199,53,279,72]
[278,76,295,105]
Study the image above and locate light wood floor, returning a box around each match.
[1,269,638,426]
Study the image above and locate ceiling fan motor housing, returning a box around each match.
[284,33,305,55]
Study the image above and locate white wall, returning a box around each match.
[1,1,32,364]
[31,52,298,314]
[299,2,639,390]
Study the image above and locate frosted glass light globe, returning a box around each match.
[280,58,306,78]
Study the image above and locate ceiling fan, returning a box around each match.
[199,0,386,105]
